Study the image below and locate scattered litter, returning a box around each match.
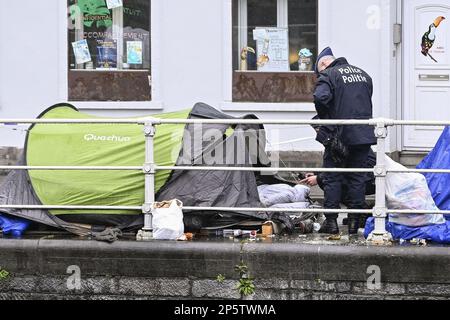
[177,233,194,241]
[313,223,321,233]
[410,238,427,246]
[222,229,259,240]
[262,221,274,237]
[297,219,315,234]
[154,200,173,209]
[328,234,342,241]
[223,229,242,238]
[240,230,258,240]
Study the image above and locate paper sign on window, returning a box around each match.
[106,0,123,10]
[127,41,143,64]
[253,27,290,72]
[96,39,118,69]
[72,39,92,65]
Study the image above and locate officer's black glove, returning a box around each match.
[329,136,348,167]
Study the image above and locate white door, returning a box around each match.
[403,0,450,150]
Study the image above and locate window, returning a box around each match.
[232,0,318,103]
[67,0,151,101]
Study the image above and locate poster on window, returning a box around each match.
[96,39,117,69]
[72,39,92,65]
[127,41,143,64]
[253,27,290,72]
[106,0,123,10]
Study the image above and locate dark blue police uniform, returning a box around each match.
[313,57,376,231]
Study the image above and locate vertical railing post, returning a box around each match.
[369,120,393,245]
[137,121,156,241]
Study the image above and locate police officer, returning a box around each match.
[313,47,376,235]
[301,148,376,228]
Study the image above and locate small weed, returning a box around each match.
[234,262,249,275]
[235,244,256,297]
[237,278,255,296]
[0,267,10,281]
[216,274,226,284]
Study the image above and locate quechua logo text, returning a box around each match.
[84,133,131,143]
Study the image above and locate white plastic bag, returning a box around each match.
[385,156,445,227]
[152,199,184,240]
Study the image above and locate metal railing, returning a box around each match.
[1,117,449,244]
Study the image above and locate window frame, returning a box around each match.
[224,0,319,110]
[59,0,163,110]
[237,0,288,58]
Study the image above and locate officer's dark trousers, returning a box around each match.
[322,144,372,220]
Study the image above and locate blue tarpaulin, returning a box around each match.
[364,217,450,244]
[365,127,450,244]
[417,126,450,220]
[0,214,30,237]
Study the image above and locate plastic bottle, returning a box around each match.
[313,223,321,232]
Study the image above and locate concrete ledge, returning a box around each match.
[243,243,450,284]
[1,239,449,283]
[1,238,449,300]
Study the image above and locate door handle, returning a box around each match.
[419,74,449,81]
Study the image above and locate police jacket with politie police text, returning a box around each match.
[313,57,376,146]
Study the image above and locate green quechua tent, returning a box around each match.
[27,104,189,216]
[0,102,294,239]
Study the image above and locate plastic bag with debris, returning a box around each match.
[152,200,184,240]
[385,156,445,227]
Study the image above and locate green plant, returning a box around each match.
[230,240,257,297]
[237,278,255,296]
[0,267,10,281]
[216,274,226,284]
[234,262,249,275]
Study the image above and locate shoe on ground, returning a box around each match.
[319,218,339,235]
[348,218,360,235]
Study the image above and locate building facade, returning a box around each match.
[0,0,449,161]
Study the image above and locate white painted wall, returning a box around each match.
[319,0,399,152]
[0,1,62,147]
[0,0,398,153]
